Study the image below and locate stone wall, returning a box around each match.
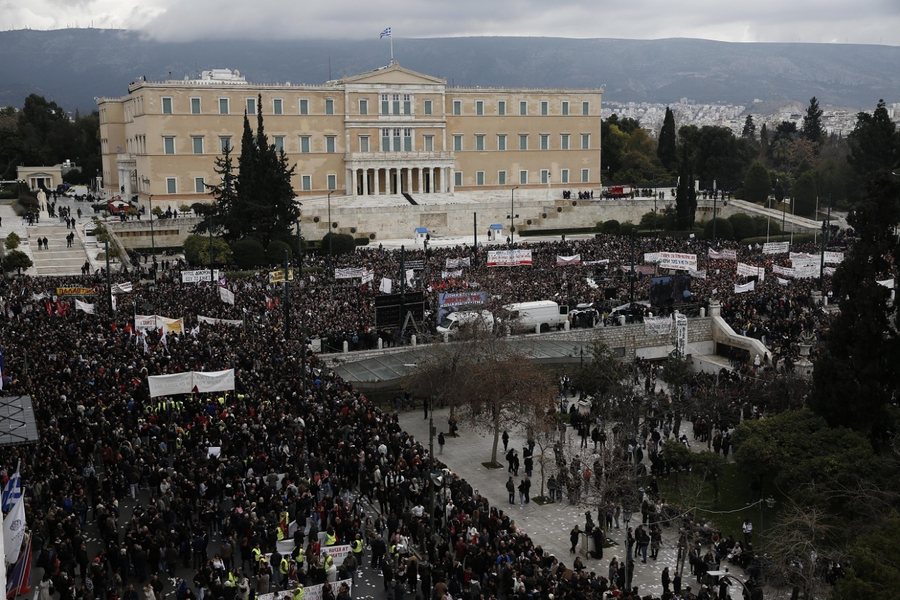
[109,217,203,249]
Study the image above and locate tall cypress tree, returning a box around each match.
[234,112,259,241]
[741,115,756,139]
[198,143,237,237]
[657,107,677,170]
[801,96,825,146]
[759,123,769,161]
[675,145,697,229]
[810,100,900,443]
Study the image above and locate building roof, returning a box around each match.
[339,62,446,86]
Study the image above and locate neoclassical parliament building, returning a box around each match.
[98,62,602,204]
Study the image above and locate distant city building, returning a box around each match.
[97,63,603,201]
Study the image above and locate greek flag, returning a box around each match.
[2,461,22,513]
[380,27,391,39]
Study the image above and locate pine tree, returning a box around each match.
[675,145,697,229]
[234,112,259,241]
[759,123,769,161]
[810,99,900,443]
[196,143,238,237]
[801,96,825,146]
[657,107,677,170]
[741,115,756,139]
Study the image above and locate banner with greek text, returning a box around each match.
[334,267,366,280]
[445,257,471,269]
[762,241,790,254]
[56,287,95,296]
[487,249,532,267]
[181,270,220,284]
[708,248,737,261]
[737,263,765,280]
[643,252,661,264]
[438,291,488,308]
[657,252,697,271]
[556,254,582,266]
[644,317,673,336]
[159,317,185,334]
[148,369,235,398]
[688,269,707,279]
[824,251,844,264]
[257,579,352,600]
[772,265,795,278]
[198,316,243,327]
[734,280,756,294]
[441,269,463,279]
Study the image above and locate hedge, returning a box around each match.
[741,233,816,245]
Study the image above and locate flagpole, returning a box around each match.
[390,34,394,62]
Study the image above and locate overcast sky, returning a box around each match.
[3,0,899,45]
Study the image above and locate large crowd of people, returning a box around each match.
[0,224,889,600]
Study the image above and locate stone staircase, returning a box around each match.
[26,225,90,276]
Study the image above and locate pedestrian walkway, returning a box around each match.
[27,223,90,276]
[399,406,771,598]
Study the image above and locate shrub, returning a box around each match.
[230,237,266,269]
[322,233,356,256]
[184,233,233,267]
[266,240,293,266]
[727,213,756,240]
[5,233,21,250]
[2,250,32,274]
[601,219,621,234]
[702,218,733,240]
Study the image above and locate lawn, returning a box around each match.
[657,462,780,546]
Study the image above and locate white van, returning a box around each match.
[437,310,495,337]
[500,300,569,333]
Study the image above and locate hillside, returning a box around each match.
[2,29,899,112]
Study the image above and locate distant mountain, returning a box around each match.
[2,29,899,112]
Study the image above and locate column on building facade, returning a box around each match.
[447,167,454,194]
[374,168,381,195]
[346,169,354,195]
[432,167,439,194]
[362,169,369,196]
[390,168,397,194]
[417,168,424,194]
[403,168,411,195]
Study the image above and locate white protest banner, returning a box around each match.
[159,317,185,334]
[737,263,765,280]
[181,269,220,284]
[487,249,533,267]
[772,265,795,278]
[877,278,895,289]
[276,540,295,556]
[379,278,393,294]
[708,248,737,261]
[644,317,673,336]
[763,241,790,254]
[147,372,194,397]
[441,269,463,279]
[193,369,235,394]
[361,270,374,285]
[135,315,159,331]
[207,447,221,458]
[790,252,817,261]
[688,269,707,279]
[643,252,661,264]
[734,280,756,294]
[777,277,790,286]
[584,259,610,266]
[406,269,415,286]
[322,544,352,567]
[74,299,95,314]
[556,254,582,266]
[823,266,836,276]
[258,580,352,600]
[111,282,133,294]
[219,286,235,305]
[824,251,844,264]
[445,257,471,269]
[198,316,243,327]
[334,267,366,280]
[657,252,698,271]
[148,369,235,398]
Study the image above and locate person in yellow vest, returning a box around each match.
[292,582,305,600]
[323,551,334,571]
[251,545,263,564]
[293,546,306,583]
[324,529,337,546]
[280,556,291,588]
[351,534,364,561]
[276,527,285,541]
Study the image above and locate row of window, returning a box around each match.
[163,173,339,194]
[154,131,593,156]
[454,133,591,152]
[456,168,590,187]
[452,99,590,117]
[161,96,336,116]
[159,95,592,118]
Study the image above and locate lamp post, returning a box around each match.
[148,194,156,275]
[327,191,333,275]
[623,508,633,590]
[296,218,303,277]
[510,186,519,244]
[712,179,718,241]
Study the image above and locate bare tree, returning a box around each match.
[765,502,840,600]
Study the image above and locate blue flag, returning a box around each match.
[2,461,22,513]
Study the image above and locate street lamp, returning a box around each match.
[510,186,519,244]
[327,191,333,274]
